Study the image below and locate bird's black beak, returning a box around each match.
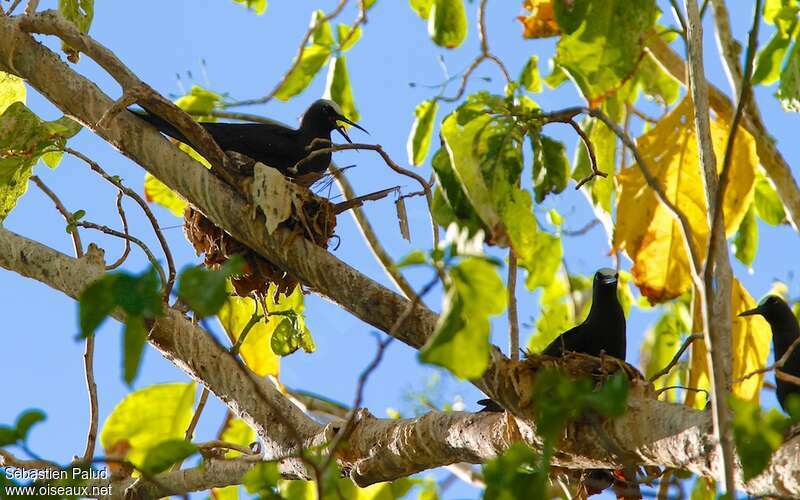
[334,115,368,144]
[739,306,762,317]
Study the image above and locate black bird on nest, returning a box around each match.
[541,267,627,361]
[740,295,800,413]
[132,99,368,182]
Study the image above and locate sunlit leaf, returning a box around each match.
[310,10,335,48]
[58,0,94,62]
[518,0,559,39]
[431,148,485,235]
[15,409,46,442]
[753,172,787,225]
[753,22,797,85]
[686,279,771,408]
[420,257,506,379]
[520,56,543,92]
[337,23,363,52]
[232,0,267,15]
[407,100,438,166]
[409,0,433,19]
[639,301,691,401]
[101,382,195,468]
[572,118,616,219]
[220,418,255,458]
[778,39,800,112]
[243,462,281,497]
[274,44,332,101]
[733,203,758,268]
[141,439,197,475]
[0,103,81,221]
[323,56,359,123]
[0,72,25,114]
[428,0,467,49]
[613,96,757,303]
[553,0,657,103]
[174,85,223,119]
[144,173,188,217]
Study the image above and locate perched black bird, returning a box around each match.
[476,398,505,413]
[542,268,627,361]
[132,99,367,180]
[739,295,800,413]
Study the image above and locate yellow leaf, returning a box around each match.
[218,293,281,378]
[144,173,188,217]
[518,0,559,39]
[100,382,196,468]
[0,72,26,114]
[613,96,757,303]
[686,279,771,408]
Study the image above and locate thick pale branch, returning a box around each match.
[0,227,799,496]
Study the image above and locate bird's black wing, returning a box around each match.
[541,324,586,357]
[199,122,300,169]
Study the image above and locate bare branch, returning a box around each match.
[105,192,131,270]
[649,334,703,383]
[507,250,520,361]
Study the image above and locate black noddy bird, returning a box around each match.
[739,295,800,413]
[132,99,367,179]
[542,267,627,361]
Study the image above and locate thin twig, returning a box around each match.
[30,175,100,462]
[230,307,263,356]
[667,0,687,37]
[508,249,519,361]
[184,388,210,440]
[655,385,710,399]
[564,118,606,189]
[75,220,167,288]
[735,335,800,384]
[649,334,702,383]
[66,148,176,297]
[105,192,131,270]
[6,0,23,16]
[561,219,600,237]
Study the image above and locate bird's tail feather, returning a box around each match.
[129,109,192,145]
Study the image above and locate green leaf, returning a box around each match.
[554,0,658,102]
[528,276,574,353]
[15,409,46,442]
[544,64,569,89]
[572,118,615,218]
[0,103,81,221]
[690,476,716,500]
[431,148,484,235]
[407,100,438,166]
[232,0,267,15]
[58,0,94,61]
[243,462,281,496]
[733,204,758,268]
[144,173,188,217]
[729,396,792,480]
[483,444,545,500]
[0,72,25,114]
[79,275,118,338]
[533,134,569,203]
[178,257,244,318]
[123,315,147,386]
[270,316,315,356]
[101,382,195,468]
[174,85,223,118]
[395,249,428,268]
[634,55,681,105]
[427,0,467,49]
[764,0,800,34]
[778,39,800,112]
[520,56,543,93]
[337,23,363,52]
[753,21,797,85]
[0,425,17,446]
[640,302,690,400]
[409,0,433,19]
[753,172,786,225]
[141,439,198,475]
[310,10,335,48]
[420,257,506,379]
[274,44,331,101]
[323,56,360,123]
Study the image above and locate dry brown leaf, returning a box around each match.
[518,0,560,39]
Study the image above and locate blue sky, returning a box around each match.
[1,1,799,498]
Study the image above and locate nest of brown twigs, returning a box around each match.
[183,191,336,299]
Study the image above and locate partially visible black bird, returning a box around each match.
[739,295,800,413]
[131,99,368,180]
[542,268,627,361]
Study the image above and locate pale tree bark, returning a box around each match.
[1,9,800,499]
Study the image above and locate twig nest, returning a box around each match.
[183,161,337,299]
